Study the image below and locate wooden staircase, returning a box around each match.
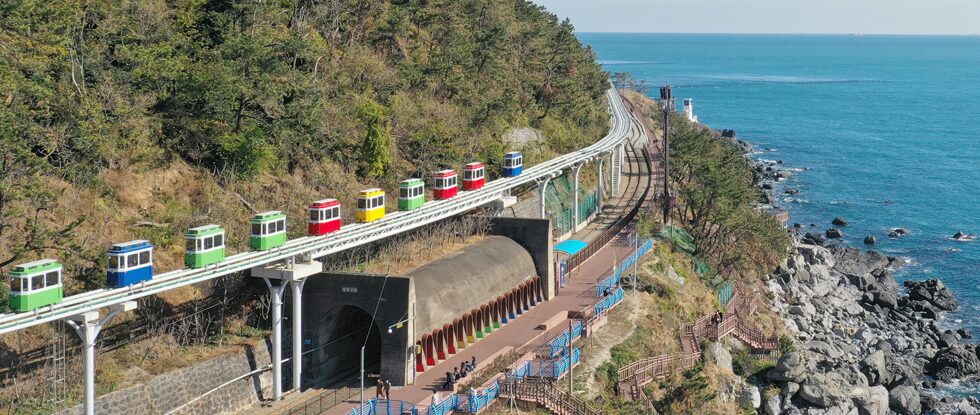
[502,377,600,415]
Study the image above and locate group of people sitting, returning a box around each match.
[441,356,478,391]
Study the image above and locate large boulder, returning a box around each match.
[802,232,827,246]
[888,385,921,415]
[738,385,761,409]
[852,385,889,415]
[927,345,980,381]
[833,217,849,226]
[706,342,732,373]
[906,279,959,311]
[768,352,805,382]
[798,372,850,407]
[860,350,888,386]
[763,394,782,415]
[826,228,844,239]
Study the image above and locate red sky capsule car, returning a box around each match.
[308,198,342,236]
[432,169,459,200]
[462,162,485,191]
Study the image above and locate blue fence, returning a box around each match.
[595,239,654,297]
[594,287,625,316]
[547,320,584,358]
[531,348,581,378]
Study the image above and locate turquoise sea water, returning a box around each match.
[580,34,980,335]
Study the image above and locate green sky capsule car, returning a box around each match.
[185,224,226,268]
[398,178,425,211]
[250,211,288,251]
[8,259,64,312]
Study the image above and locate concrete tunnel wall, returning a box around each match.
[410,235,536,334]
[301,233,546,386]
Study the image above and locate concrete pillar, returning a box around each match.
[64,301,137,415]
[290,278,307,392]
[263,279,288,401]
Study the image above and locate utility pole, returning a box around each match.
[660,86,674,229]
[633,230,639,296]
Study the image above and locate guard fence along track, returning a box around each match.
[0,86,636,336]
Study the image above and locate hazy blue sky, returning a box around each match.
[532,0,980,35]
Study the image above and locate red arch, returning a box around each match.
[511,288,522,315]
[534,276,544,302]
[453,318,465,347]
[497,295,508,323]
[444,323,456,355]
[489,299,499,324]
[422,333,436,366]
[529,279,538,306]
[481,304,491,330]
[434,329,446,360]
[463,312,474,340]
[474,306,484,333]
[416,340,425,372]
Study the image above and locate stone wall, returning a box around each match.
[58,337,276,415]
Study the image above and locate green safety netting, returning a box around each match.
[659,226,697,254]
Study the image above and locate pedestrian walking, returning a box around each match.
[383,378,392,400]
[431,390,442,406]
[375,379,383,399]
[470,356,477,370]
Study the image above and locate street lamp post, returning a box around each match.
[660,86,674,229]
[361,274,390,412]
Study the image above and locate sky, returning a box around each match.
[531,0,980,35]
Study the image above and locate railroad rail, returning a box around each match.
[0,86,636,336]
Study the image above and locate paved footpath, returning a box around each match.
[315,229,636,414]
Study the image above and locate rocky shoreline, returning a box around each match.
[745,142,980,414]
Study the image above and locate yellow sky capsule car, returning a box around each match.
[355,188,386,222]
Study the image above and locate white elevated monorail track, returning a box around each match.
[0,87,634,336]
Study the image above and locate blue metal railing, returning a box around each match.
[595,239,654,297]
[593,287,624,316]
[547,320,584,357]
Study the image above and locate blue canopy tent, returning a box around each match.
[554,240,588,256]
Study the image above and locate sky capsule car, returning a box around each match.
[108,240,154,287]
[502,151,523,177]
[8,259,63,312]
[462,162,485,191]
[356,188,386,223]
[250,211,287,250]
[308,198,342,236]
[185,224,226,268]
[432,170,458,200]
[398,179,425,211]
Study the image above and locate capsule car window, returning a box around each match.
[109,255,119,269]
[46,271,58,286]
[215,234,223,247]
[32,275,44,290]
[140,251,150,264]
[252,223,261,235]
[128,254,138,267]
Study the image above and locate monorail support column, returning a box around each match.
[598,157,605,203]
[64,301,137,415]
[537,174,557,220]
[290,277,307,392]
[264,278,287,401]
[573,162,584,226]
[252,259,321,402]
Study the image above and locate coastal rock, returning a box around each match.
[764,394,782,415]
[851,385,889,415]
[905,279,958,311]
[863,235,876,245]
[768,352,805,382]
[803,232,827,245]
[889,228,910,238]
[832,217,849,226]
[799,372,850,407]
[926,345,980,381]
[739,385,762,409]
[786,188,801,195]
[958,328,972,339]
[887,385,921,415]
[707,342,732,373]
[826,228,844,239]
[860,350,888,386]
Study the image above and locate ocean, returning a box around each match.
[580,34,980,344]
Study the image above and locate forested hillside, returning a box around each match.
[0,0,609,303]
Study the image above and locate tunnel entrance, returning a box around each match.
[310,305,382,386]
